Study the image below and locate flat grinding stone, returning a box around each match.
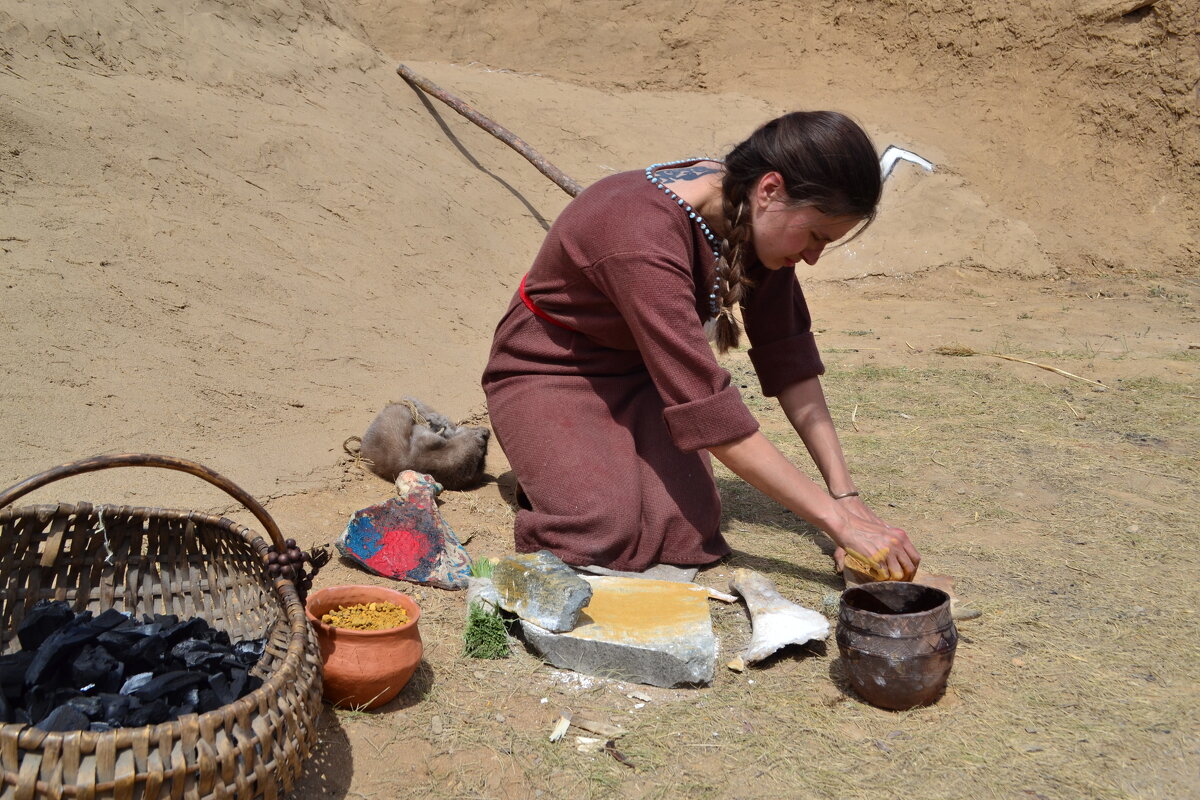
[520,576,717,687]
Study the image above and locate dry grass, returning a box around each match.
[288,273,1199,800]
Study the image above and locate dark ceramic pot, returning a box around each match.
[305,585,423,710]
[836,582,957,710]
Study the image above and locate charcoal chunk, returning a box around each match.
[0,651,34,699]
[35,704,91,732]
[71,644,123,692]
[65,694,105,719]
[125,697,169,727]
[131,670,206,701]
[163,618,208,646]
[97,693,132,726]
[96,628,144,653]
[92,608,132,632]
[205,628,232,648]
[24,613,101,686]
[171,640,222,670]
[232,639,265,665]
[120,672,154,696]
[196,688,222,714]
[207,672,234,706]
[17,600,75,651]
[123,634,168,669]
[27,686,82,724]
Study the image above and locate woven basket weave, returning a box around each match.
[0,454,322,800]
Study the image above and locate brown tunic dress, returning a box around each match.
[482,168,825,571]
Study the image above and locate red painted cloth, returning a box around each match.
[482,168,824,572]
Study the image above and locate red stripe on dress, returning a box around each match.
[519,273,580,333]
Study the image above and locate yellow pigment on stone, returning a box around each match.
[566,577,713,645]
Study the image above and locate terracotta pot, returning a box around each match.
[305,584,423,710]
[836,582,957,710]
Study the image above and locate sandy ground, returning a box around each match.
[1,0,1198,797]
[2,0,1195,506]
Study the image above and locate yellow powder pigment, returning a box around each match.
[321,601,409,631]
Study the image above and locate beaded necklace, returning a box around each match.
[644,159,724,320]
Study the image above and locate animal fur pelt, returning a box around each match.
[355,397,490,490]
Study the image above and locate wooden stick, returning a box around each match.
[986,353,1108,390]
[397,63,584,198]
[933,345,1107,390]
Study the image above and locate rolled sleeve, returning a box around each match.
[663,383,760,452]
[748,331,825,397]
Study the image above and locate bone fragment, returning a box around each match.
[570,714,627,739]
[728,568,830,670]
[704,587,738,603]
[575,736,605,753]
[548,712,572,742]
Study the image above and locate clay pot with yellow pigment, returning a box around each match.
[305,585,423,709]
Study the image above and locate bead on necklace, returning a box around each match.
[644,159,723,319]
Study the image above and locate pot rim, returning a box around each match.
[305,583,422,636]
[839,583,951,619]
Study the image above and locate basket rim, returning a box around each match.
[0,500,317,749]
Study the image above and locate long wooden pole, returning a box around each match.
[397,63,584,198]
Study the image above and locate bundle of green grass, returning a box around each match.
[462,558,511,659]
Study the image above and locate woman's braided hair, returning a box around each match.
[711,111,883,353]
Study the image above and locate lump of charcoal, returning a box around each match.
[206,669,258,707]
[92,608,132,632]
[26,685,82,725]
[71,644,124,693]
[24,613,108,686]
[130,670,206,702]
[97,693,132,727]
[232,638,265,665]
[143,613,179,627]
[196,687,223,715]
[201,627,232,648]
[35,704,92,733]
[125,697,169,727]
[123,634,169,670]
[0,651,34,699]
[163,618,209,647]
[17,601,75,651]
[207,672,236,706]
[170,639,220,670]
[65,694,105,719]
[96,627,144,653]
[119,672,154,696]
[169,687,202,719]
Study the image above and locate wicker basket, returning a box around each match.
[0,454,323,800]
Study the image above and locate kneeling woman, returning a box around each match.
[482,111,919,581]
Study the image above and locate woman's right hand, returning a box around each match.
[828,507,920,582]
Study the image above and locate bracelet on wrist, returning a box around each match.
[830,490,860,500]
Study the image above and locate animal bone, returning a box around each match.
[879,144,935,180]
[727,568,830,671]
